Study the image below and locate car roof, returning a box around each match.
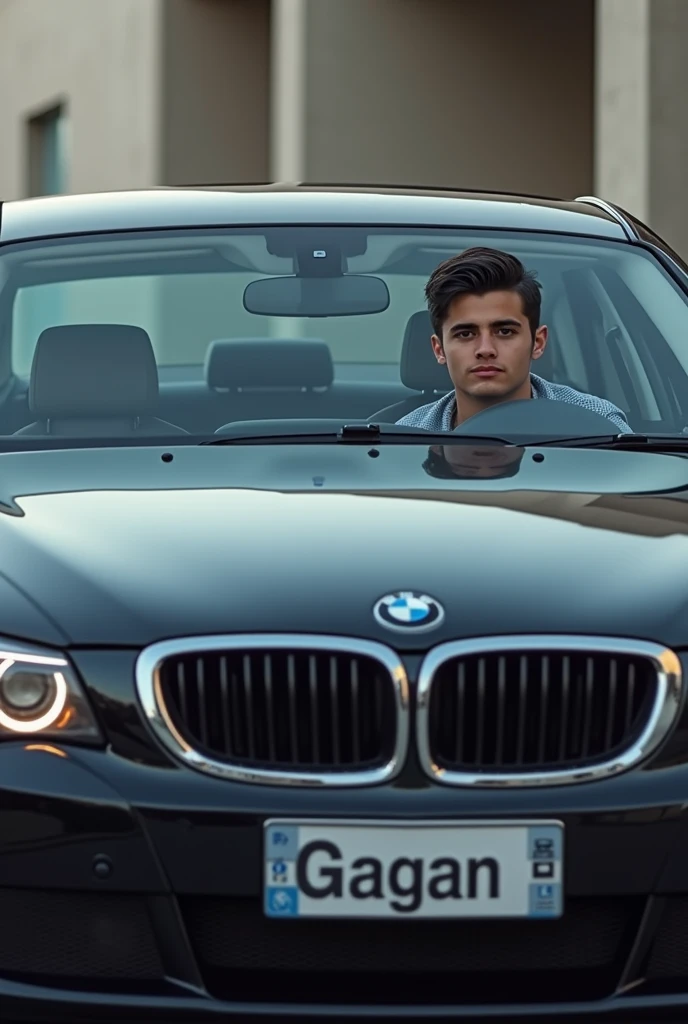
[0,182,631,244]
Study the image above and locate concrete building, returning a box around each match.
[0,0,686,253]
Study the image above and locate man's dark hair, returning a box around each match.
[425,247,542,339]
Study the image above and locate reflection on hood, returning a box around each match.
[423,445,525,480]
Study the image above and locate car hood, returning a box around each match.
[1,444,688,647]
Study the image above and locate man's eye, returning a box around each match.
[497,328,516,336]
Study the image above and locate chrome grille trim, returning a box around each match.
[135,634,410,787]
[416,635,683,788]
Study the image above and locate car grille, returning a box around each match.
[0,888,163,982]
[419,638,680,785]
[146,636,407,784]
[646,897,688,979]
[180,895,639,1004]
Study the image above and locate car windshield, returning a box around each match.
[2,225,688,445]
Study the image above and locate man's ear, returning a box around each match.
[531,324,548,361]
[431,334,446,363]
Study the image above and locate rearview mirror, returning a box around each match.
[244,275,390,317]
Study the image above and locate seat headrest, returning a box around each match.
[400,311,452,391]
[206,338,334,390]
[30,324,158,418]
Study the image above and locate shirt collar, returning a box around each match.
[448,374,539,427]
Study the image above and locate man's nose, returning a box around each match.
[475,331,497,357]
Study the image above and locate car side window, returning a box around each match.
[587,270,662,421]
[592,263,686,428]
[558,266,649,421]
[543,287,590,392]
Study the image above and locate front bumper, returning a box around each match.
[5,743,688,1022]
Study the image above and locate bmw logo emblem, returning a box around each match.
[373,591,445,633]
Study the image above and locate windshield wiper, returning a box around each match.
[199,424,512,446]
[528,433,688,452]
[200,424,688,453]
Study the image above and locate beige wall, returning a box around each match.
[0,0,163,198]
[647,0,688,255]
[303,0,594,197]
[596,0,688,257]
[0,0,596,202]
[160,0,270,186]
[11,0,688,265]
[594,0,649,217]
[270,0,307,180]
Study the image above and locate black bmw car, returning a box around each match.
[4,183,688,1021]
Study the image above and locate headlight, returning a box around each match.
[0,645,100,741]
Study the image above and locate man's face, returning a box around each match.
[431,290,547,413]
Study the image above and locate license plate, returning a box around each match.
[263,818,563,920]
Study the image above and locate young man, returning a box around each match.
[397,247,632,433]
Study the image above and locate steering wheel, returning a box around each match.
[452,399,625,437]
